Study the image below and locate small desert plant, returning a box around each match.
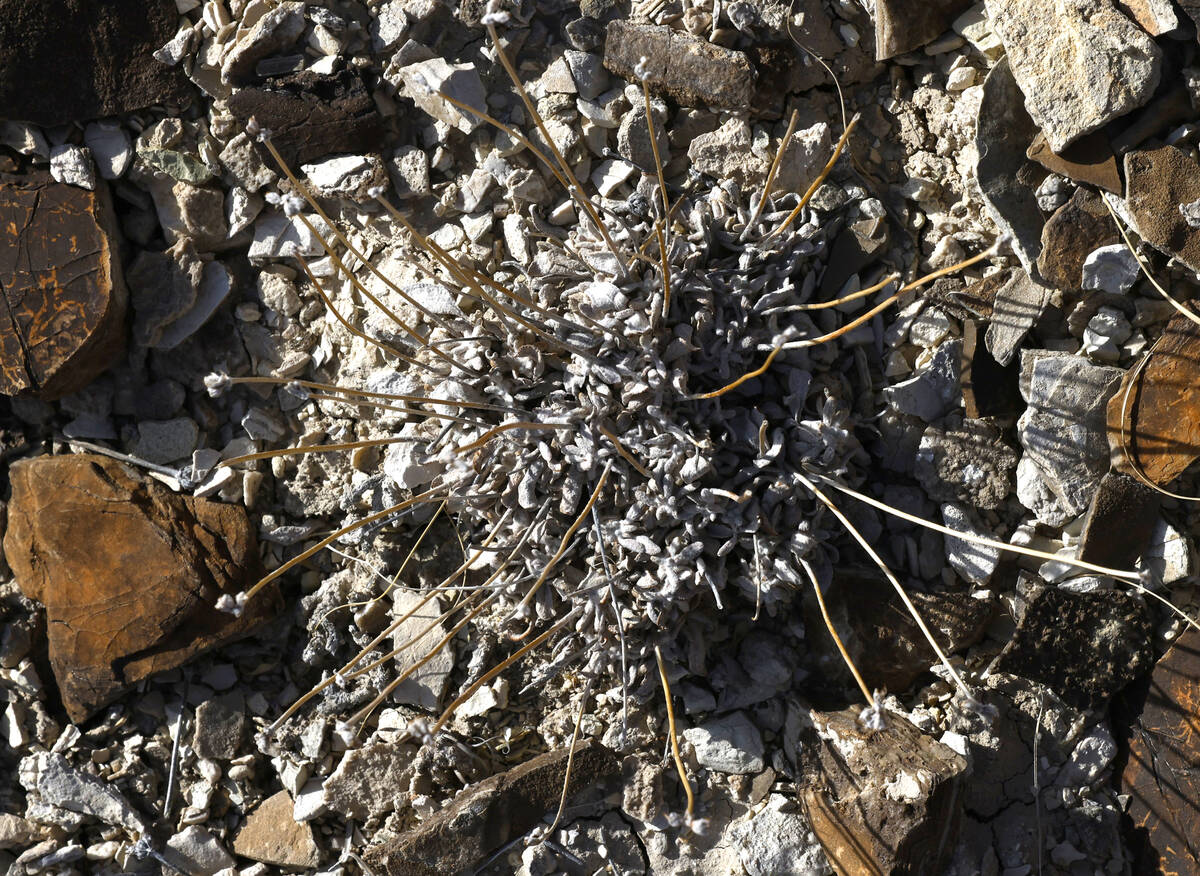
[202,3,1158,839]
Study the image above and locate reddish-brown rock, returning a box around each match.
[1107,312,1200,486]
[1122,625,1200,873]
[4,454,279,722]
[1026,130,1121,194]
[0,174,127,400]
[233,791,320,869]
[1124,145,1200,274]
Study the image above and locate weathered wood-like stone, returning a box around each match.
[798,707,967,876]
[0,174,126,399]
[4,454,279,722]
[1122,625,1200,873]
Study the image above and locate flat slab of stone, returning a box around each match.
[975,59,1043,278]
[993,586,1152,711]
[985,269,1051,367]
[1124,145,1200,274]
[1026,130,1121,194]
[0,173,126,399]
[4,454,279,722]
[603,20,755,110]
[1017,352,1123,518]
[232,790,320,869]
[0,0,191,126]
[986,0,1161,152]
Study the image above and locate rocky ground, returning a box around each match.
[3,0,1200,873]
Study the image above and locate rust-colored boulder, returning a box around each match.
[0,173,126,400]
[1122,625,1200,873]
[1107,312,1200,486]
[4,454,279,722]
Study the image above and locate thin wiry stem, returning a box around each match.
[654,645,695,819]
[538,678,594,844]
[592,505,628,747]
[781,248,994,350]
[224,376,523,415]
[764,114,860,242]
[298,254,426,371]
[270,509,517,735]
[454,421,574,456]
[374,195,604,361]
[800,557,873,707]
[245,485,447,602]
[431,606,582,735]
[795,273,900,311]
[257,135,465,336]
[598,424,651,478]
[296,243,481,380]
[743,108,799,238]
[221,437,419,469]
[314,502,445,627]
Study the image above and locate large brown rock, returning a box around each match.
[4,454,279,722]
[1124,145,1200,274]
[0,174,127,400]
[0,0,191,126]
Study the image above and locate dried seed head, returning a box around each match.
[204,371,232,397]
